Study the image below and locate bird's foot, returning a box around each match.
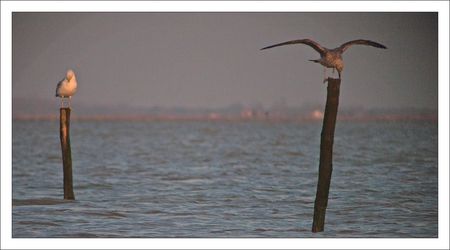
[323,78,328,84]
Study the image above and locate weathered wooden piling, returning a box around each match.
[312,77,341,232]
[60,108,75,200]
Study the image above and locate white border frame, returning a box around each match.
[1,1,449,249]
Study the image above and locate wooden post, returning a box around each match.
[60,108,75,200]
[312,77,340,232]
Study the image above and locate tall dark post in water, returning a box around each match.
[60,108,75,200]
[312,77,341,232]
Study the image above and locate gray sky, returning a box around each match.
[12,12,437,110]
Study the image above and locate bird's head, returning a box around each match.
[66,69,75,81]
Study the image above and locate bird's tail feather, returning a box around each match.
[309,59,320,63]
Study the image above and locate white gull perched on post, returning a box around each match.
[261,39,387,83]
[55,69,77,108]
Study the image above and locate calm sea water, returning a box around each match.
[12,120,438,237]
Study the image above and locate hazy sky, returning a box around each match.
[12,12,437,110]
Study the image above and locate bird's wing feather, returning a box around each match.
[338,39,387,53]
[55,79,64,97]
[261,39,326,56]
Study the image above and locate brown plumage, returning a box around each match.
[261,39,387,82]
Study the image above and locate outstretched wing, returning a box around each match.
[261,39,327,56]
[338,39,387,53]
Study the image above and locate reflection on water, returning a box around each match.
[12,120,438,237]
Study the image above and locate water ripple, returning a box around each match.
[12,120,437,238]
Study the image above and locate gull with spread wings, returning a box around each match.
[261,39,387,83]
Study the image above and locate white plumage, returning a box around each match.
[55,69,77,108]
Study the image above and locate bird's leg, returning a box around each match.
[60,98,63,108]
[68,96,71,109]
[338,71,342,79]
[332,68,335,74]
[323,67,328,84]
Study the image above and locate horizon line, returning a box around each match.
[12,113,438,122]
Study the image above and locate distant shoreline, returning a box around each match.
[12,114,438,122]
